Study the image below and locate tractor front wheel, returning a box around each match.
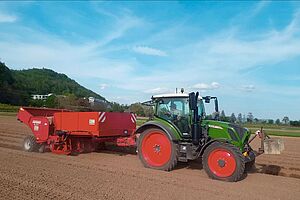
[138,128,178,171]
[202,142,245,182]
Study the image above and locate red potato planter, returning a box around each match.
[18,107,137,155]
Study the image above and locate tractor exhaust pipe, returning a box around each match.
[189,92,200,145]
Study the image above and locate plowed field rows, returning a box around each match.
[0,115,299,200]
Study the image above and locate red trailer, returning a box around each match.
[17,107,137,155]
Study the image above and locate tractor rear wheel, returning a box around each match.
[23,135,39,152]
[138,128,178,171]
[202,142,245,182]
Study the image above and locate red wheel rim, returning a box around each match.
[141,131,171,167]
[208,148,236,177]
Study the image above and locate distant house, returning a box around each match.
[88,97,107,104]
[31,93,53,100]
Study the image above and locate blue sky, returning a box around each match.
[0,1,300,120]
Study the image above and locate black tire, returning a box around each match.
[202,142,245,182]
[245,158,256,171]
[23,135,39,152]
[38,143,46,153]
[137,128,178,171]
[96,142,106,151]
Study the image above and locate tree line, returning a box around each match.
[215,110,299,127]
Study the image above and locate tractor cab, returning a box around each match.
[153,93,193,135]
[151,92,218,138]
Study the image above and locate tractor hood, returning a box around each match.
[202,120,251,144]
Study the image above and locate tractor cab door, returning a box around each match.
[156,98,190,135]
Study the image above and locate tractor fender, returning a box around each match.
[135,121,178,142]
[199,139,229,157]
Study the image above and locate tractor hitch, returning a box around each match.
[249,127,284,155]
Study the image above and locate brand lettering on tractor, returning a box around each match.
[208,125,223,130]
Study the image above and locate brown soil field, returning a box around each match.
[0,115,299,200]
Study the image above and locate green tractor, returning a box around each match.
[136,91,283,182]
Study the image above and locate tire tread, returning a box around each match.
[23,135,39,152]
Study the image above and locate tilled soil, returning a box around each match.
[0,115,299,200]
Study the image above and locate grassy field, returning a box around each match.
[0,112,17,116]
[0,103,19,112]
[245,124,300,137]
[136,118,300,137]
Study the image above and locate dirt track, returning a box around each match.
[0,115,299,200]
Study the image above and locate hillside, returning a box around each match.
[0,62,105,106]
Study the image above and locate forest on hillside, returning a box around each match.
[0,62,104,106]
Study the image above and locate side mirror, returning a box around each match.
[204,96,211,103]
[189,92,197,110]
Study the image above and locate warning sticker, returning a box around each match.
[89,119,95,125]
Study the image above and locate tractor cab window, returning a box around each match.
[198,100,205,118]
[157,98,189,134]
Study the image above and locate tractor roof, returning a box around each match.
[152,93,202,99]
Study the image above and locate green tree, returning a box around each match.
[220,110,226,121]
[247,112,254,123]
[275,119,281,125]
[237,113,242,123]
[290,120,300,127]
[109,102,126,112]
[129,103,145,116]
[282,116,289,125]
[230,113,236,123]
[45,95,57,108]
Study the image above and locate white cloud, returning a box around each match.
[95,15,142,47]
[133,46,167,57]
[144,87,171,94]
[241,85,255,92]
[1,4,300,113]
[0,9,142,81]
[251,1,270,17]
[0,13,17,23]
[100,83,108,90]
[192,82,220,90]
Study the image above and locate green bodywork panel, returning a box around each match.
[153,117,182,140]
[201,120,251,150]
[151,117,250,150]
